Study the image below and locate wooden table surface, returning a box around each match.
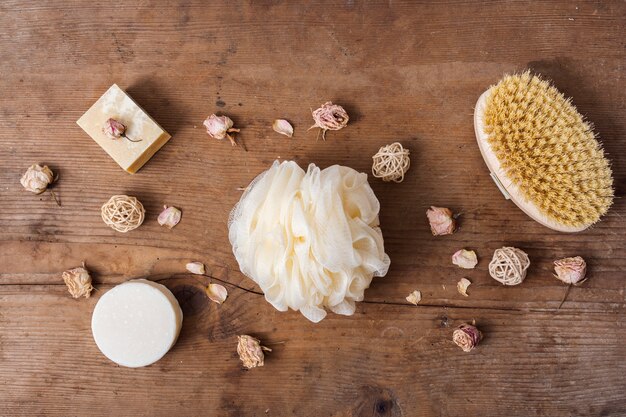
[1,1,625,416]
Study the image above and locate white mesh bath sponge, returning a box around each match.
[229,160,390,322]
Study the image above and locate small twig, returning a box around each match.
[49,190,61,207]
[556,284,572,311]
[121,133,142,143]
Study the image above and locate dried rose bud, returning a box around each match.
[452,249,478,269]
[103,118,126,139]
[205,283,228,304]
[426,206,456,236]
[21,164,54,194]
[272,119,293,137]
[203,114,240,146]
[62,264,94,299]
[185,261,205,275]
[158,206,182,229]
[237,335,271,369]
[554,256,587,285]
[453,323,482,352]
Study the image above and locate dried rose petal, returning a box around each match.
[457,278,471,297]
[406,290,421,305]
[185,261,205,275]
[62,264,94,299]
[554,256,587,285]
[158,206,182,229]
[453,323,482,352]
[205,283,228,304]
[452,249,478,269]
[103,118,126,139]
[237,335,271,369]
[272,119,293,137]
[426,206,456,236]
[203,114,240,146]
[21,164,54,194]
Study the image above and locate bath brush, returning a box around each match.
[473,71,613,232]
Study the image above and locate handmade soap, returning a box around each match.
[91,279,182,368]
[77,84,171,173]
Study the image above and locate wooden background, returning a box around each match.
[0,1,624,416]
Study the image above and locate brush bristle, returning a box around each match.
[483,71,614,228]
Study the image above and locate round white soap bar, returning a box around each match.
[91,279,183,368]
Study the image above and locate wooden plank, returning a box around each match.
[0,286,625,417]
[0,0,624,416]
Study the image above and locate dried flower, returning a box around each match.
[272,119,293,137]
[452,249,478,269]
[457,278,471,297]
[203,114,240,146]
[103,118,141,142]
[158,206,182,229]
[426,206,456,236]
[186,261,205,275]
[406,290,421,305]
[309,102,349,140]
[103,118,126,138]
[554,256,587,285]
[205,283,228,304]
[453,323,482,352]
[21,164,54,194]
[237,335,271,369]
[62,263,94,299]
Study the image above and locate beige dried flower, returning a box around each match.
[457,278,471,297]
[452,249,478,269]
[426,206,456,236]
[203,114,240,146]
[62,263,94,299]
[205,283,228,304]
[186,261,205,275]
[272,119,293,137]
[453,323,482,352]
[554,256,587,285]
[237,335,271,369]
[406,290,422,305]
[158,206,182,229]
[21,164,54,194]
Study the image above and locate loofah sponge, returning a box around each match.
[474,71,613,232]
[228,160,390,323]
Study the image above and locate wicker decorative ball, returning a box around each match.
[488,246,530,285]
[101,195,145,233]
[372,142,410,183]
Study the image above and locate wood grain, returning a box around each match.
[0,1,624,416]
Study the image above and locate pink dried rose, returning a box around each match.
[203,114,240,146]
[158,206,182,229]
[453,323,482,352]
[426,206,456,236]
[554,256,587,285]
[103,118,126,139]
[237,335,271,369]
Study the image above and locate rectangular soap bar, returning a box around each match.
[77,84,171,173]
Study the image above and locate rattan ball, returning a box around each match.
[372,142,410,183]
[488,246,530,286]
[101,195,145,233]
